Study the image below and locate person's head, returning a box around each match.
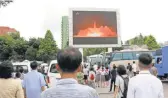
[97,66,100,70]
[30,61,38,70]
[133,61,135,64]
[15,72,21,78]
[106,67,109,70]
[117,65,126,75]
[90,67,94,71]
[138,53,152,70]
[113,65,117,69]
[19,67,24,73]
[84,65,87,69]
[128,63,131,65]
[0,61,13,79]
[56,47,82,74]
[102,67,104,71]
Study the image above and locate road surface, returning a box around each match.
[96,82,168,98]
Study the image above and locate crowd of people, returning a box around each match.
[0,46,164,98]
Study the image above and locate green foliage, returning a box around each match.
[25,47,38,60]
[83,48,107,56]
[0,30,59,62]
[126,33,160,50]
[37,30,58,62]
[144,35,160,50]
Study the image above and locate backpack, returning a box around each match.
[90,73,95,80]
[120,76,129,98]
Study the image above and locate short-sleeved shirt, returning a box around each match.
[127,71,164,98]
[115,75,127,98]
[88,71,96,81]
[41,78,99,98]
[132,64,137,72]
[0,78,24,98]
[23,70,46,98]
[83,68,89,75]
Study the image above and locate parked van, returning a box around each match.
[47,60,61,87]
[13,60,31,74]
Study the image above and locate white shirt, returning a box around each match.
[132,64,137,72]
[115,75,127,98]
[127,70,164,98]
[88,71,96,81]
[44,66,48,73]
[100,70,105,75]
[83,68,89,75]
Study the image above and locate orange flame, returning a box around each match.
[74,22,117,37]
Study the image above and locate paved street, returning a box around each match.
[96,82,168,98]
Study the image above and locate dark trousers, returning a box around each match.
[134,72,136,76]
[110,79,116,91]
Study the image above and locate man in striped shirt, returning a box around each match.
[41,47,99,98]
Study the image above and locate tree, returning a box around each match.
[83,48,107,56]
[144,35,160,50]
[37,30,58,62]
[126,33,160,50]
[25,46,38,60]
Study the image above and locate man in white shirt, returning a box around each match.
[132,61,137,76]
[127,53,164,98]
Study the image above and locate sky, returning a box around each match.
[0,0,168,48]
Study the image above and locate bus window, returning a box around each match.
[112,53,122,61]
[123,52,133,60]
[133,52,140,60]
[156,57,162,64]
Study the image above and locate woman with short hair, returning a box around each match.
[114,65,128,98]
[0,61,24,98]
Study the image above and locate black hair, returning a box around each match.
[113,65,117,69]
[90,67,94,71]
[30,61,38,70]
[19,67,24,73]
[133,61,135,63]
[117,65,126,75]
[57,47,82,73]
[128,63,131,65]
[0,61,13,79]
[16,72,21,78]
[106,67,109,69]
[139,53,152,66]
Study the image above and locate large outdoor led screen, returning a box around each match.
[69,9,121,47]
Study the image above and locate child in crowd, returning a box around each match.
[100,67,106,88]
[88,67,96,88]
[95,66,101,87]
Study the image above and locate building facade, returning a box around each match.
[0,26,17,35]
[61,16,69,49]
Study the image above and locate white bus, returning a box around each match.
[87,54,103,66]
[110,50,155,68]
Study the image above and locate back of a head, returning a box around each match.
[133,61,135,64]
[57,47,82,73]
[0,61,13,79]
[16,72,21,78]
[90,67,94,71]
[117,65,126,75]
[113,65,116,69]
[106,67,108,70]
[19,67,24,73]
[30,61,38,70]
[138,53,152,68]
